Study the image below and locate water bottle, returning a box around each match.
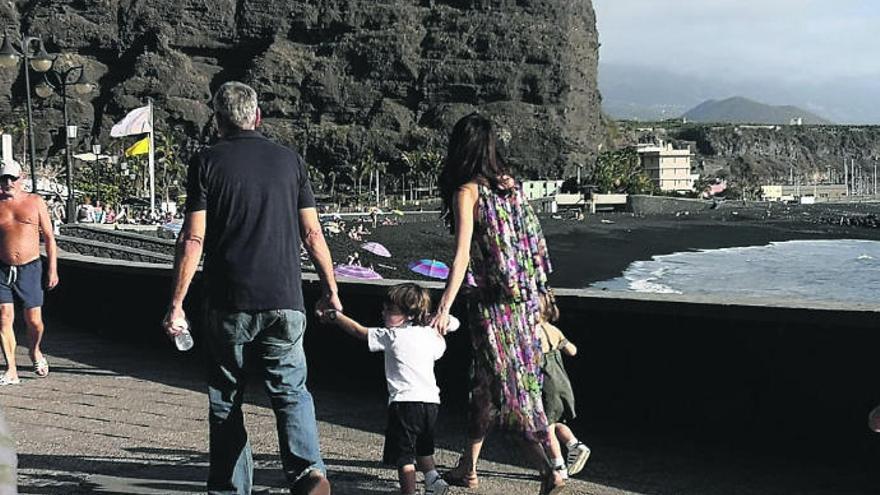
[171,318,194,351]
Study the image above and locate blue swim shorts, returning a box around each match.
[0,259,43,309]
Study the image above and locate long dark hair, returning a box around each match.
[438,113,510,231]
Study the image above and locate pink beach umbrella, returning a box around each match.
[334,264,383,280]
[361,241,392,258]
[408,259,449,280]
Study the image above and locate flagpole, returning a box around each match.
[147,98,156,218]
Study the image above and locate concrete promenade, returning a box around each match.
[1,319,601,495]
[1,318,878,494]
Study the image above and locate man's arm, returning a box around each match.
[163,210,206,336]
[36,197,58,289]
[299,207,342,313]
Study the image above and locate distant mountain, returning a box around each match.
[598,63,878,124]
[682,97,833,125]
[599,64,708,121]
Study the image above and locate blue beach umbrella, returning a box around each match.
[408,259,449,279]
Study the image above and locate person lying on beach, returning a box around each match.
[537,291,591,479]
[319,282,459,495]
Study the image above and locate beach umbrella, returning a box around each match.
[334,264,383,280]
[361,241,392,258]
[408,259,449,279]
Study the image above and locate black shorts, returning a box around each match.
[382,402,439,468]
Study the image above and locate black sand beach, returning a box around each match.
[326,201,880,288]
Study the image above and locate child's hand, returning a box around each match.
[317,308,339,324]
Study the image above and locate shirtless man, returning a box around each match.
[0,160,58,385]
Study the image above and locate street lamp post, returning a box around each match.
[91,143,103,205]
[34,64,92,222]
[0,30,54,193]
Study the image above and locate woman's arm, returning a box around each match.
[431,183,478,334]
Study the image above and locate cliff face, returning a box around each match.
[0,0,603,183]
[675,125,880,184]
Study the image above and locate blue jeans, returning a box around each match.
[205,308,325,495]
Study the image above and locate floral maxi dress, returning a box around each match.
[466,183,552,444]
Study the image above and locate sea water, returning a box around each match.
[591,239,880,304]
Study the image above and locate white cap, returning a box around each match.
[0,159,21,178]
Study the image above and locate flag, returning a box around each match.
[111,105,152,137]
[125,136,150,157]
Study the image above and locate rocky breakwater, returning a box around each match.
[0,0,603,181]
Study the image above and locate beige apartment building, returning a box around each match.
[636,140,697,192]
[761,184,848,203]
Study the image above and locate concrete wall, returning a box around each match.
[46,254,880,455]
[629,195,718,215]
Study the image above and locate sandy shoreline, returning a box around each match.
[326,202,880,288]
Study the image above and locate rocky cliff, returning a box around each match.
[676,125,880,186]
[618,122,880,190]
[0,0,603,187]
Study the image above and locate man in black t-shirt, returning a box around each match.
[163,82,339,495]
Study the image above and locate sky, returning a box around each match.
[592,0,880,85]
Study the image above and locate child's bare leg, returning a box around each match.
[417,455,444,488]
[547,424,566,471]
[416,455,436,473]
[557,422,591,475]
[555,423,575,444]
[398,463,417,495]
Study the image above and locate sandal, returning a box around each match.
[33,357,49,378]
[0,375,20,386]
[443,460,479,489]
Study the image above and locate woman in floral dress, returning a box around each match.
[431,113,564,494]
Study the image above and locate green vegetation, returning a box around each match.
[589,147,657,195]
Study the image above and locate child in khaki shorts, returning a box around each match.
[538,291,591,479]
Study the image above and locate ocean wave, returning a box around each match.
[593,239,880,304]
[628,278,681,294]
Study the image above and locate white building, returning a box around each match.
[521,180,565,200]
[636,140,698,192]
[761,184,847,203]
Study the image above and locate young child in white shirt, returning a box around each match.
[322,282,458,495]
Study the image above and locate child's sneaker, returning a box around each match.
[566,442,591,476]
[425,476,449,495]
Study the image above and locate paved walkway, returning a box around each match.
[1,319,877,494]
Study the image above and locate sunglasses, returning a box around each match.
[0,175,18,183]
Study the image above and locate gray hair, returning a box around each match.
[213,82,258,130]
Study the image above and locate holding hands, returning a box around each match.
[315,291,343,324]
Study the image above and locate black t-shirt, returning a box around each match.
[185,130,316,311]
